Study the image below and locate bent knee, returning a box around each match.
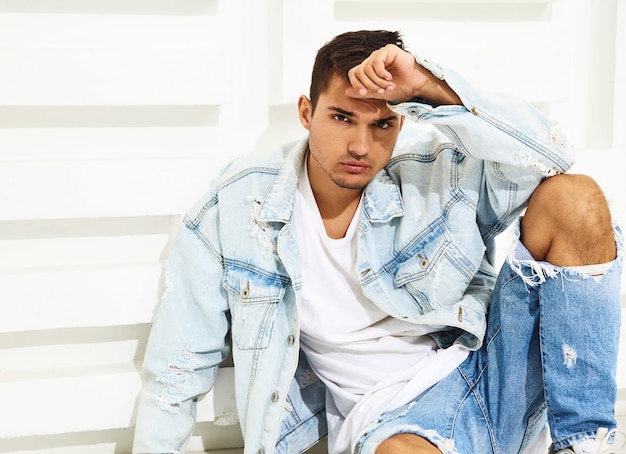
[530,174,605,210]
[522,173,616,265]
[525,173,612,230]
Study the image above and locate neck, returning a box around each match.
[306,155,363,239]
[315,191,361,240]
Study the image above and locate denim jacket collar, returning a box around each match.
[363,170,405,223]
[256,140,306,224]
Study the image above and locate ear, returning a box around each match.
[297,95,313,131]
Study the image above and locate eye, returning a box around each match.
[374,120,392,129]
[332,114,350,123]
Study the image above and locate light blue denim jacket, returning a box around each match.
[133,58,575,454]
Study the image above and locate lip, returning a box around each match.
[341,161,370,173]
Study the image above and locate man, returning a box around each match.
[133,30,624,454]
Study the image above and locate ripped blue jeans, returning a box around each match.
[356,225,623,454]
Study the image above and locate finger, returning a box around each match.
[345,85,370,98]
[345,79,395,99]
[363,64,395,94]
[349,63,393,96]
[354,74,395,96]
[368,50,394,82]
[352,50,398,93]
[347,67,371,96]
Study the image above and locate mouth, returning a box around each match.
[341,161,370,174]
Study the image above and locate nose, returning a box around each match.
[348,126,372,157]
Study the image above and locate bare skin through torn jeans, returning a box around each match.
[356,222,623,454]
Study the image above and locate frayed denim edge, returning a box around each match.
[505,219,623,289]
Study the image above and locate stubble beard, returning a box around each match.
[329,175,367,191]
[308,148,371,192]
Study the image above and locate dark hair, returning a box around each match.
[309,30,405,111]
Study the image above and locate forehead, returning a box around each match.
[317,75,394,117]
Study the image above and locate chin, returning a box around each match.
[334,179,369,191]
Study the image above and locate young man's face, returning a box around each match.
[298,74,404,194]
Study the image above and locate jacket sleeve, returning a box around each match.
[132,208,230,453]
[390,55,576,240]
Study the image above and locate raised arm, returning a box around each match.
[346,43,462,106]
[347,43,576,240]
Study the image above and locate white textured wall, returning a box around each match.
[0,1,623,453]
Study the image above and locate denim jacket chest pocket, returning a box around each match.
[223,266,287,350]
[392,228,475,313]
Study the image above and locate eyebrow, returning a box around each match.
[328,106,400,123]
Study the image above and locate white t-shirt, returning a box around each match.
[295,160,469,454]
